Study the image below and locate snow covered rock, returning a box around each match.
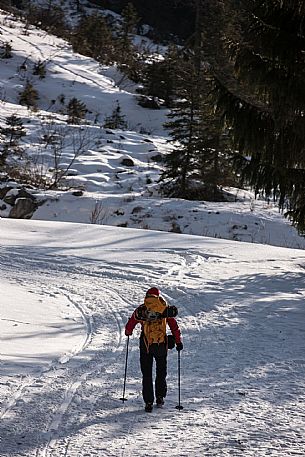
[9,196,38,219]
[120,155,135,167]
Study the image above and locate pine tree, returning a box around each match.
[115,2,142,81]
[1,114,26,147]
[208,0,305,231]
[161,2,208,198]
[72,14,114,64]
[161,1,236,201]
[196,83,237,201]
[19,81,39,109]
[140,45,179,107]
[33,59,46,79]
[0,41,12,59]
[104,102,127,130]
[161,57,203,198]
[189,0,237,200]
[118,2,140,49]
[25,4,67,37]
[0,114,26,167]
[66,98,88,124]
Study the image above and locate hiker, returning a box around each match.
[125,287,183,412]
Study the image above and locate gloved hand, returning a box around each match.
[125,329,132,336]
[176,342,183,351]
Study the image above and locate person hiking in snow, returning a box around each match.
[125,287,183,412]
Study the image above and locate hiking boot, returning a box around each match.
[145,402,153,412]
[156,397,164,407]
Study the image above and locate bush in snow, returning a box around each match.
[0,41,12,59]
[0,114,26,168]
[104,102,127,130]
[66,98,88,125]
[19,81,39,110]
[33,60,46,79]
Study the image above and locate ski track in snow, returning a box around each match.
[1,242,305,456]
[36,289,94,457]
[0,268,95,457]
[0,248,143,457]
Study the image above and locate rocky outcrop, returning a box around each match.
[0,185,38,219]
[0,186,14,200]
[9,197,38,219]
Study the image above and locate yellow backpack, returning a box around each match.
[142,296,167,349]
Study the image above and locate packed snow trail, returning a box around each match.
[1,220,305,456]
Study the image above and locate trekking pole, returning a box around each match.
[175,350,183,410]
[120,335,129,402]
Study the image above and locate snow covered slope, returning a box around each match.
[1,10,305,249]
[0,10,165,132]
[1,218,305,456]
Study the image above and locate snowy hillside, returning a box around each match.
[1,218,305,456]
[0,10,305,248]
[1,5,305,457]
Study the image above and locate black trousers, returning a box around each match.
[140,339,167,404]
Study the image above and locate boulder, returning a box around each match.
[3,192,18,206]
[121,156,135,167]
[4,187,35,206]
[9,197,37,219]
[0,186,13,200]
[72,190,83,197]
[17,188,36,200]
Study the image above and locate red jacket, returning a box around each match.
[125,306,182,344]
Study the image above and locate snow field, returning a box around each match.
[1,219,305,456]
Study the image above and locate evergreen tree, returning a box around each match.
[207,0,305,231]
[161,2,236,201]
[161,57,203,198]
[0,114,26,167]
[118,2,140,49]
[188,0,237,200]
[0,41,12,59]
[85,1,194,40]
[196,83,237,201]
[140,45,179,107]
[104,102,127,130]
[66,98,88,124]
[19,81,39,109]
[25,4,67,37]
[1,114,26,147]
[72,14,114,64]
[33,59,46,79]
[115,2,142,81]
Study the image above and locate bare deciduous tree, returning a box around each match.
[39,123,93,189]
